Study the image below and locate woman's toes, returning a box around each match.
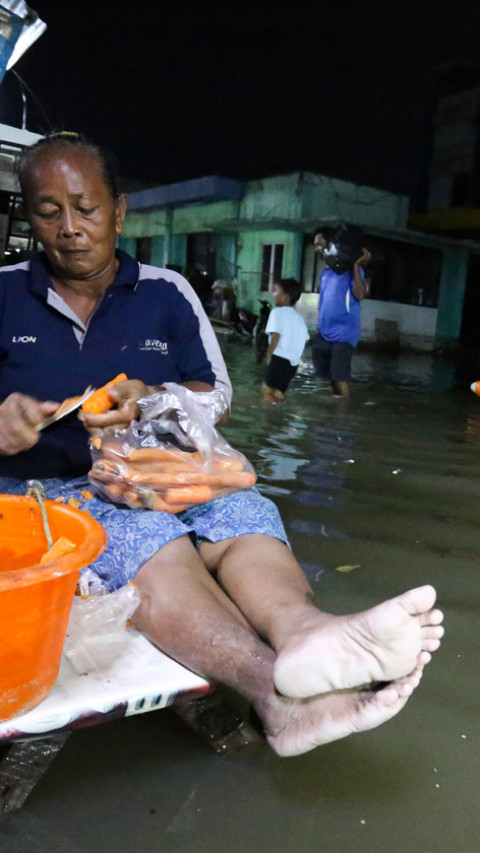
[423,638,442,652]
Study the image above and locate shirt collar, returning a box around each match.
[28,249,140,297]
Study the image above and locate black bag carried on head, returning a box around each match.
[322,224,365,275]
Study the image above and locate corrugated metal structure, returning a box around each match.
[0,122,42,262]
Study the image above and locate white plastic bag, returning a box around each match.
[63,582,141,675]
[88,383,256,512]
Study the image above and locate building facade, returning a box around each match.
[120,169,480,351]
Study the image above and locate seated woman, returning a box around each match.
[0,133,444,757]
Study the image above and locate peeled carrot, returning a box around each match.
[128,447,201,464]
[124,468,256,489]
[138,490,185,513]
[211,470,256,488]
[82,373,128,414]
[210,457,244,472]
[129,461,204,476]
[103,482,125,502]
[165,485,213,504]
[40,536,76,564]
[123,486,144,509]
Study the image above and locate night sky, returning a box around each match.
[1,0,480,194]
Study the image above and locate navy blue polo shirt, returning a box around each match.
[0,250,231,479]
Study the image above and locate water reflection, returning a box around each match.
[218,339,480,853]
[3,341,479,853]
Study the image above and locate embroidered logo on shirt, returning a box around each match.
[139,339,168,353]
[12,335,37,343]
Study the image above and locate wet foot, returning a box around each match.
[273,585,444,698]
[265,668,423,758]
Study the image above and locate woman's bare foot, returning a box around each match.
[273,585,444,698]
[264,668,424,758]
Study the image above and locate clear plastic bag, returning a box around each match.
[88,383,256,513]
[63,581,141,675]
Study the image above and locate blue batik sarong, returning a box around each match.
[0,476,288,590]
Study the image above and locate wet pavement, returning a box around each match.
[1,343,479,853]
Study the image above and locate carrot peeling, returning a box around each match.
[82,373,128,414]
[40,536,76,564]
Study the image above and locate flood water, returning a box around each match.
[1,342,479,853]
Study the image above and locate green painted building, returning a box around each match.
[120,171,480,351]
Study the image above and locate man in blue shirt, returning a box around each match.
[312,227,371,397]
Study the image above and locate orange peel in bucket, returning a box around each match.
[40,536,77,564]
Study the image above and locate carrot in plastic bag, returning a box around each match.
[128,447,202,465]
[123,486,144,509]
[82,373,128,414]
[144,493,190,514]
[125,467,256,489]
[165,485,213,504]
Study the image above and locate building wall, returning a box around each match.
[122,170,470,350]
[298,172,409,228]
[235,229,301,307]
[240,174,302,220]
[435,246,469,343]
[297,293,438,350]
[122,201,239,239]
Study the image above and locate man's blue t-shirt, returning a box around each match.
[316,268,364,347]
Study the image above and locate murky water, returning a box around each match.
[1,342,479,853]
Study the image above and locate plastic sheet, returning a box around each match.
[88,383,256,513]
[63,583,141,675]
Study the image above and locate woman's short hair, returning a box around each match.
[16,131,121,202]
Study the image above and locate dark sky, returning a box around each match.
[1,0,480,194]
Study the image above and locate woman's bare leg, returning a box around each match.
[200,534,444,698]
[132,535,431,756]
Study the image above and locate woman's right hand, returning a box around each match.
[0,393,59,455]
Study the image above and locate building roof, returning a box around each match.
[128,175,245,211]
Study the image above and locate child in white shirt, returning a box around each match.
[262,278,310,403]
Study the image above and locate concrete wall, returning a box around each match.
[299,172,409,227]
[297,293,438,350]
[123,201,239,239]
[240,174,302,220]
[235,229,302,308]
[121,171,468,350]
[361,301,437,350]
[435,247,469,344]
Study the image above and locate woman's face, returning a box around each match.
[22,146,126,283]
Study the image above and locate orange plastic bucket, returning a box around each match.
[0,495,107,722]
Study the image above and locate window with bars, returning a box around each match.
[260,243,284,291]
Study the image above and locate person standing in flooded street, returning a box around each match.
[0,133,444,758]
[312,225,371,397]
[262,278,310,404]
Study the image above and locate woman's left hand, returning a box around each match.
[79,379,151,431]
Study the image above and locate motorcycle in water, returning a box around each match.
[233,299,271,362]
[254,299,271,363]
